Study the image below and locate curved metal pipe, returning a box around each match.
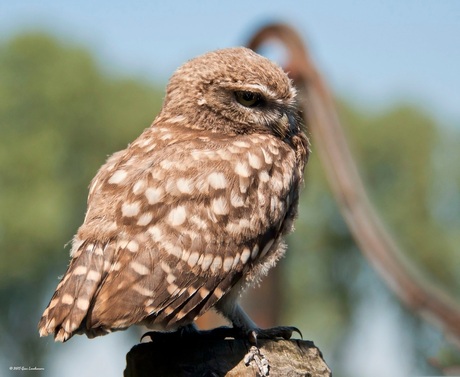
[247,23,460,346]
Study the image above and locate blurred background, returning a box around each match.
[1,1,459,376]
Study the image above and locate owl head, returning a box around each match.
[160,47,302,140]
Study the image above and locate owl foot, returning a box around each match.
[141,325,301,343]
[250,325,303,341]
[197,325,301,377]
[182,325,302,342]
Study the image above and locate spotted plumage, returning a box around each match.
[38,47,309,342]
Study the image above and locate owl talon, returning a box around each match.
[254,326,303,340]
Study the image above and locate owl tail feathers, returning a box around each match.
[38,241,111,342]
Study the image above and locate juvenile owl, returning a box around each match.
[38,47,309,342]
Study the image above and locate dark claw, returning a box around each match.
[140,331,154,342]
[253,326,303,340]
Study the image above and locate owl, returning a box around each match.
[38,47,309,343]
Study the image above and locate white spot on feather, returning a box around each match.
[61,294,74,305]
[164,242,183,258]
[187,252,200,268]
[230,190,245,207]
[160,262,172,274]
[160,160,174,169]
[260,148,273,164]
[199,287,210,299]
[145,187,164,204]
[234,161,251,177]
[73,266,87,276]
[239,218,250,228]
[133,284,154,297]
[160,133,173,141]
[167,115,186,123]
[271,172,284,193]
[201,254,213,271]
[228,145,241,154]
[210,256,222,273]
[248,152,263,169]
[137,212,153,226]
[241,247,251,264]
[130,261,149,275]
[213,287,224,299]
[133,179,147,195]
[232,253,240,269]
[168,206,187,226]
[259,170,270,183]
[63,320,74,334]
[48,298,59,309]
[216,149,232,160]
[233,140,251,148]
[87,270,101,281]
[207,172,227,189]
[122,201,140,217]
[76,298,90,311]
[167,283,179,295]
[177,178,193,194]
[148,225,162,241]
[223,257,233,272]
[225,222,239,235]
[127,240,139,252]
[108,170,127,185]
[268,142,279,155]
[211,197,229,215]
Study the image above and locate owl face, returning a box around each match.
[162,47,301,139]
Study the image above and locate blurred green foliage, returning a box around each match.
[0,33,163,366]
[1,33,459,374]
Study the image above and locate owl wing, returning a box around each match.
[39,124,303,340]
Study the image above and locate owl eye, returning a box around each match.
[234,91,264,108]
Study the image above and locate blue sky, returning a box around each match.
[1,0,460,127]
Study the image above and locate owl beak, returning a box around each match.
[287,111,298,133]
[274,111,298,140]
[271,113,288,139]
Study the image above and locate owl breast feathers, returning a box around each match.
[38,47,309,342]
